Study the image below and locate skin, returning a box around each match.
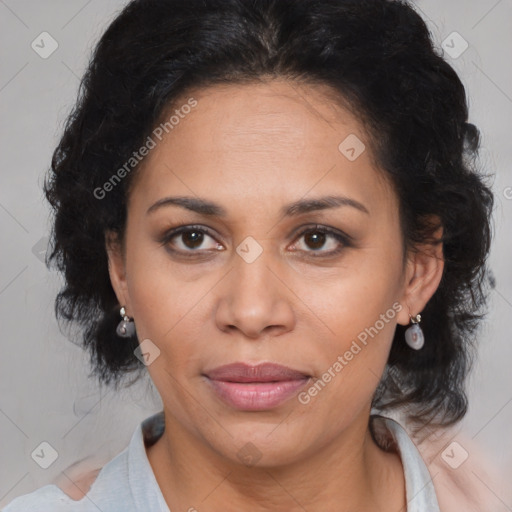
[106,79,444,511]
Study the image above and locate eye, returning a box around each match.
[290,225,351,257]
[159,223,351,258]
[160,225,223,254]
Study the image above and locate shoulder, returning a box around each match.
[2,451,131,512]
[54,465,104,500]
[2,483,79,512]
[371,413,503,512]
[2,414,166,512]
[410,422,501,512]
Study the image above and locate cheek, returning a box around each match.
[295,244,404,388]
[124,240,216,379]
[124,222,194,333]
[297,245,402,338]
[298,281,401,432]
[312,291,399,388]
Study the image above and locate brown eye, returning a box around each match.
[160,225,222,254]
[181,229,205,249]
[291,225,352,257]
[303,231,327,250]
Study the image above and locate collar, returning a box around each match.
[128,411,440,512]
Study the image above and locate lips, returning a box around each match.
[204,362,310,382]
[203,362,310,410]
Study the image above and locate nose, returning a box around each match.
[214,249,296,340]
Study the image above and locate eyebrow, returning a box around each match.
[146,194,369,217]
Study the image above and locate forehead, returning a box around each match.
[177,80,363,153]
[128,80,396,218]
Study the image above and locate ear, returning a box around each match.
[396,220,444,326]
[105,230,132,314]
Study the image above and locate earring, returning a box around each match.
[116,306,135,338]
[405,313,424,350]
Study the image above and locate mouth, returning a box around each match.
[203,362,311,411]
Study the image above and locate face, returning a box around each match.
[107,79,442,467]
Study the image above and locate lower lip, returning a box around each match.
[205,377,310,411]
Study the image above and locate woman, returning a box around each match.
[3,0,494,510]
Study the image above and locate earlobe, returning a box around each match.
[396,225,444,326]
[105,230,130,310]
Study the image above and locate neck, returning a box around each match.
[146,407,406,512]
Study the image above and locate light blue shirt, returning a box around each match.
[2,412,440,511]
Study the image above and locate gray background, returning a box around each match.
[1,0,511,507]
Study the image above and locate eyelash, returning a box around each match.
[159,224,352,259]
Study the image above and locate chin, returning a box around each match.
[207,423,312,469]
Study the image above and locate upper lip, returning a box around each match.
[204,362,310,382]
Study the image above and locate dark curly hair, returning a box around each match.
[44,0,494,430]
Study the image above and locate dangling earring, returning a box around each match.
[116,306,135,338]
[405,313,424,350]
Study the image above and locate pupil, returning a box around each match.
[181,231,326,250]
[305,232,325,250]
[183,231,203,248]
